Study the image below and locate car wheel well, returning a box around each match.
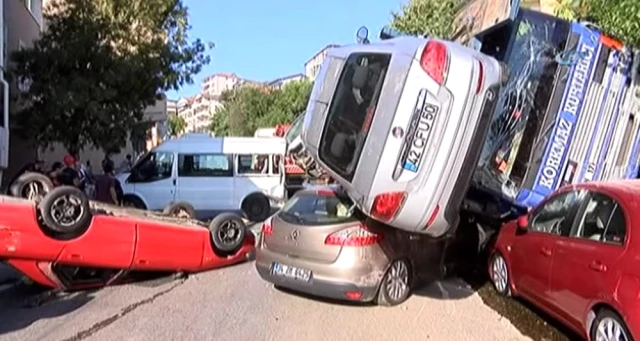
[122,194,147,210]
[587,303,620,332]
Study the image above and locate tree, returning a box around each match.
[209,80,313,137]
[166,113,186,137]
[389,0,464,39]
[554,0,640,47]
[11,0,211,155]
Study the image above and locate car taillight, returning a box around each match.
[262,217,273,235]
[371,192,406,222]
[475,59,484,94]
[316,189,335,196]
[324,225,383,246]
[420,40,449,85]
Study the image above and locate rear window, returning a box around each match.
[318,52,391,182]
[278,192,356,226]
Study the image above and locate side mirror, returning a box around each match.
[516,216,529,231]
[379,26,401,40]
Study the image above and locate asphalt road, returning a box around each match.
[0,259,534,341]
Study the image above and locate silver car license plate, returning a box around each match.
[271,262,312,282]
[403,100,439,172]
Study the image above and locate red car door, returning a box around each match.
[511,189,583,306]
[132,220,205,271]
[549,190,627,329]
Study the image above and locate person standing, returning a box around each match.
[101,153,115,174]
[57,155,82,188]
[117,154,133,174]
[94,162,119,205]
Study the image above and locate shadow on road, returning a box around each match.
[0,284,94,336]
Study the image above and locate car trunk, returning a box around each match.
[263,214,359,264]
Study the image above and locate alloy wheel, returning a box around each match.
[491,254,508,294]
[596,317,630,341]
[384,261,409,302]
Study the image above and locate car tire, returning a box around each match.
[489,252,511,297]
[590,308,632,341]
[163,201,195,219]
[241,193,271,222]
[208,213,247,253]
[376,259,412,307]
[122,195,146,210]
[38,186,92,234]
[10,172,54,201]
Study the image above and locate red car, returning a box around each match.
[489,180,640,341]
[0,186,255,291]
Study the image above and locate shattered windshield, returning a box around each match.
[474,9,571,199]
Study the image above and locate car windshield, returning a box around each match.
[278,191,357,226]
[318,52,391,182]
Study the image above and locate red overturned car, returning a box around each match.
[489,180,640,341]
[0,186,255,291]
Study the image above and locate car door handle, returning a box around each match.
[540,247,552,257]
[589,261,607,273]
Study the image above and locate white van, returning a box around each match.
[117,134,286,221]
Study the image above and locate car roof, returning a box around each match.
[570,180,640,201]
[154,135,287,154]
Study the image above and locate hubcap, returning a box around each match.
[50,195,84,227]
[384,261,409,301]
[596,317,629,341]
[23,181,44,201]
[491,254,508,293]
[217,221,241,245]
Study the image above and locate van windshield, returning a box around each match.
[279,191,356,226]
[318,52,391,182]
[285,114,304,145]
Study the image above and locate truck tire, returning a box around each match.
[241,193,271,222]
[38,186,92,234]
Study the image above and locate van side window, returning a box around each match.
[178,154,232,177]
[237,154,270,174]
[130,151,174,183]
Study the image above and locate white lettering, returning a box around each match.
[562,44,595,115]
[539,118,574,189]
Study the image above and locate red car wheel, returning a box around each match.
[38,186,92,235]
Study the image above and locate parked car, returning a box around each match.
[489,180,640,341]
[0,186,254,292]
[117,134,287,221]
[255,187,445,306]
[300,34,504,237]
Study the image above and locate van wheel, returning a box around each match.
[10,172,54,202]
[241,193,271,222]
[163,201,195,219]
[208,213,247,253]
[122,195,146,209]
[38,186,92,234]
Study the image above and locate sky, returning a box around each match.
[167,0,405,99]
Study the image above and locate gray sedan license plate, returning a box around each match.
[271,262,311,282]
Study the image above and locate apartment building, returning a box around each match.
[267,73,306,90]
[178,73,242,133]
[1,0,44,186]
[304,44,340,81]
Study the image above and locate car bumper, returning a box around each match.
[255,246,386,303]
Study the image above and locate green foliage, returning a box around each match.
[555,0,640,47]
[390,0,464,39]
[209,80,313,137]
[11,0,211,154]
[166,113,186,137]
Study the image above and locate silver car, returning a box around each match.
[301,37,505,236]
[255,187,445,306]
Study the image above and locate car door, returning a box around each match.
[548,190,627,327]
[174,153,234,219]
[126,151,176,211]
[510,189,584,305]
